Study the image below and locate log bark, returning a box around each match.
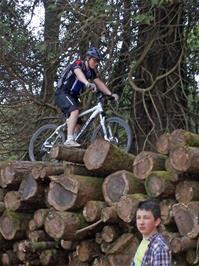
[170,236,197,254]
[186,249,198,265]
[145,171,175,198]
[133,151,167,180]
[175,181,199,203]
[170,146,199,173]
[76,240,100,262]
[50,145,86,163]
[0,210,31,240]
[33,208,50,229]
[27,230,51,242]
[101,225,119,243]
[40,164,64,179]
[83,201,106,222]
[44,209,87,240]
[18,175,46,209]
[83,139,135,175]
[102,170,145,206]
[1,250,20,266]
[169,129,199,150]
[31,162,50,179]
[117,193,147,223]
[155,132,171,155]
[63,161,101,177]
[160,199,176,225]
[172,203,194,236]
[0,160,39,188]
[39,249,66,265]
[101,206,119,223]
[48,174,103,211]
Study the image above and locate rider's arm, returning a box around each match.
[74,68,89,86]
[93,78,112,96]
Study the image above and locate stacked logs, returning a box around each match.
[0,131,199,265]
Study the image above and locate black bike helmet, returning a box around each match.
[86,47,104,61]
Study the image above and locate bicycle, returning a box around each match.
[28,93,132,161]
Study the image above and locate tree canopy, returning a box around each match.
[0,0,199,160]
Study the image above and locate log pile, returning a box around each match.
[1,132,199,265]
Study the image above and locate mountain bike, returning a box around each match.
[28,93,132,161]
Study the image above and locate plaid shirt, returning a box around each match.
[132,233,172,266]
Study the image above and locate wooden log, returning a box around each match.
[44,209,87,240]
[83,139,135,175]
[186,201,199,238]
[133,151,167,180]
[0,202,5,213]
[33,208,50,229]
[175,181,199,203]
[14,239,59,253]
[76,240,100,262]
[173,254,190,266]
[116,193,147,223]
[101,225,119,243]
[186,249,198,265]
[160,199,176,225]
[27,230,51,242]
[83,201,106,222]
[31,162,50,179]
[155,132,171,155]
[1,250,20,266]
[107,235,138,266]
[4,191,23,211]
[50,145,86,163]
[0,210,31,240]
[172,203,194,236]
[170,235,197,254]
[145,171,175,198]
[48,174,103,211]
[0,160,39,188]
[102,170,145,206]
[170,146,199,173]
[101,205,120,223]
[164,158,183,182]
[40,164,64,179]
[63,161,101,177]
[169,129,199,150]
[60,240,74,251]
[95,232,103,245]
[68,253,89,266]
[39,249,67,266]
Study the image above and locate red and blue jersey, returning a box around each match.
[56,60,97,96]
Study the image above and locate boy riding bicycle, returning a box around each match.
[54,47,118,147]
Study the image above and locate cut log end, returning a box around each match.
[170,147,191,172]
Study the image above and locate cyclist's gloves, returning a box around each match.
[86,82,97,92]
[111,93,119,101]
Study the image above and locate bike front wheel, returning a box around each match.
[28,124,65,161]
[91,117,132,152]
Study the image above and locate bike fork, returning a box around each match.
[99,114,110,141]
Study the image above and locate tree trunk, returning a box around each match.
[102,170,145,206]
[145,171,175,198]
[101,206,120,223]
[175,181,199,203]
[101,225,119,243]
[169,129,199,150]
[117,193,147,223]
[50,145,86,163]
[48,174,103,211]
[44,209,87,240]
[170,236,197,254]
[172,203,194,236]
[155,133,171,155]
[170,146,199,173]
[40,165,64,179]
[83,201,106,222]
[83,139,135,175]
[160,199,176,225]
[0,160,38,188]
[133,151,167,180]
[76,240,100,262]
[0,210,31,240]
[63,161,100,177]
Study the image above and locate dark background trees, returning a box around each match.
[0,0,199,160]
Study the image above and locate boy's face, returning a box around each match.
[136,209,161,238]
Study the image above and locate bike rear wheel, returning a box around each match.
[91,117,132,152]
[28,124,65,161]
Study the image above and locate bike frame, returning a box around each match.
[42,100,109,149]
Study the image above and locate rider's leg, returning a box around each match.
[67,109,79,140]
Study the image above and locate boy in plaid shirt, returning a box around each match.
[132,200,172,266]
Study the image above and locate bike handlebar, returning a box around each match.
[96,92,115,103]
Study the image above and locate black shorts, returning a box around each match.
[54,91,79,116]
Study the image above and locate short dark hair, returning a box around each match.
[137,200,161,220]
